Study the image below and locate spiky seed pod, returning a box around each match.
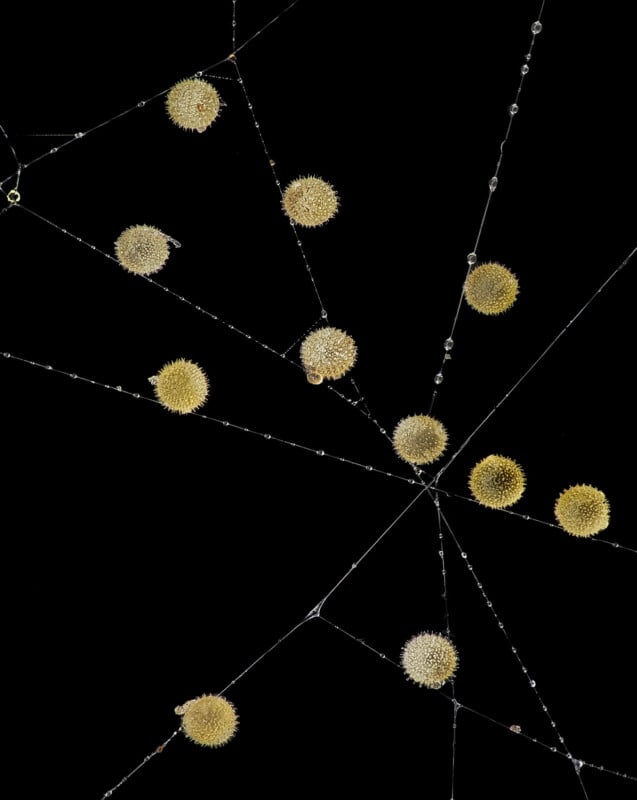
[166,78,221,133]
[178,695,238,748]
[392,415,448,465]
[115,225,170,275]
[554,484,610,537]
[469,454,526,508]
[300,327,357,380]
[282,176,339,227]
[401,632,458,689]
[152,358,209,414]
[464,262,519,315]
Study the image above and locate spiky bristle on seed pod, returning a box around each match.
[464,262,519,315]
[152,358,209,414]
[178,694,238,747]
[300,327,357,380]
[166,78,221,133]
[283,176,339,227]
[469,454,526,508]
[554,484,610,537]
[115,225,170,275]
[392,414,448,465]
[401,632,458,689]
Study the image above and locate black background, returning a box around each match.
[1,2,634,798]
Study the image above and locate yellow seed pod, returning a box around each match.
[283,176,339,227]
[178,695,238,748]
[305,370,324,385]
[464,262,519,315]
[401,632,458,689]
[554,484,610,537]
[152,358,209,414]
[115,225,170,275]
[300,327,357,380]
[392,415,448,465]
[166,78,221,133]
[469,454,526,508]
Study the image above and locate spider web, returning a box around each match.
[1,1,635,797]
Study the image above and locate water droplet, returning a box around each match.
[525,52,532,61]
[137,101,146,108]
[467,252,478,265]
[2,352,10,358]
[509,103,519,115]
[50,147,58,153]
[531,20,543,34]
[321,309,328,319]
[74,131,84,138]
[488,176,498,191]
[573,759,584,772]
[444,338,454,351]
[530,680,536,687]
[264,434,271,439]
[317,450,325,456]
[461,552,467,559]
[46,365,52,370]
[70,373,77,379]
[434,372,444,385]
[365,465,372,471]
[521,64,530,75]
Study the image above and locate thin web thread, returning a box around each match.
[0,351,418,486]
[318,616,635,783]
[0,0,305,189]
[13,202,397,456]
[438,504,591,797]
[429,0,548,411]
[231,57,328,318]
[433,246,636,485]
[435,486,635,554]
[0,120,22,194]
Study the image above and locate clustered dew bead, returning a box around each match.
[469,454,526,509]
[401,632,459,689]
[392,414,448,465]
[151,358,209,414]
[554,484,610,537]
[178,695,238,747]
[463,261,519,315]
[300,327,357,380]
[166,78,221,132]
[115,225,171,275]
[282,176,339,227]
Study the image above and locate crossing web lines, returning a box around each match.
[2,3,635,797]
